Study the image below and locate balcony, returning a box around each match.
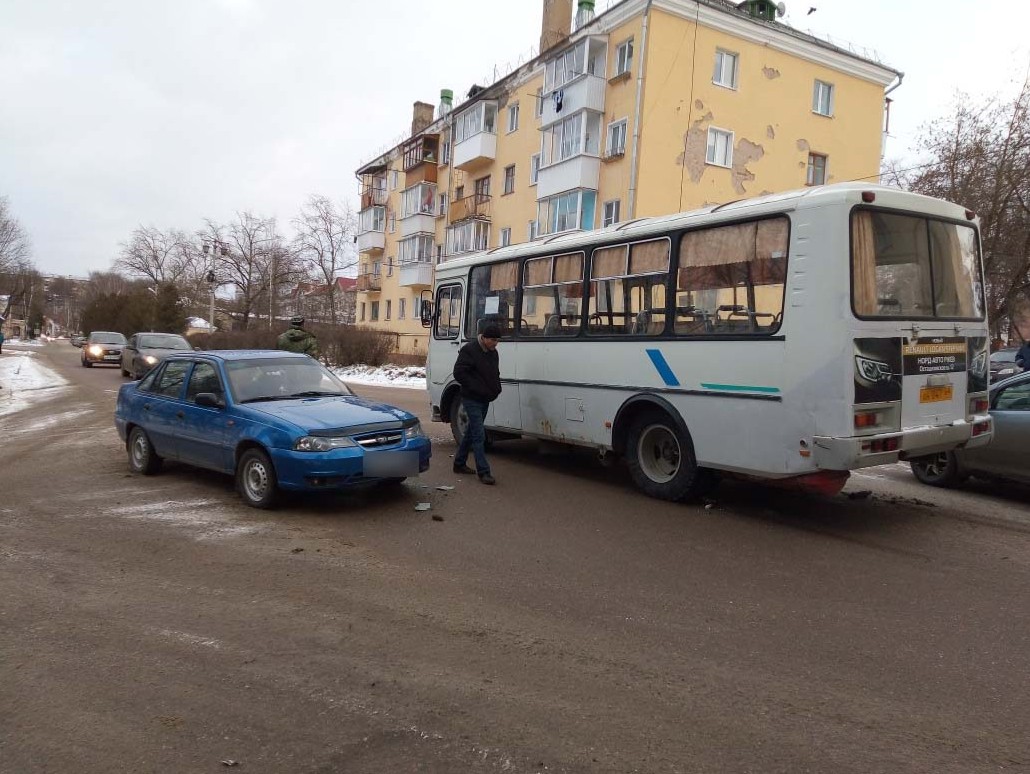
[400,182,437,237]
[356,230,385,252]
[399,261,434,288]
[540,74,606,128]
[453,101,498,170]
[449,193,492,224]
[536,154,601,199]
[356,273,382,292]
[360,187,388,210]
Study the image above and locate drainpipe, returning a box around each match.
[880,72,904,179]
[627,0,654,219]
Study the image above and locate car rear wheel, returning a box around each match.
[128,427,162,475]
[910,452,962,487]
[82,358,92,368]
[625,411,715,502]
[236,448,279,509]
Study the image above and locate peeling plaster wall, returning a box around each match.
[732,139,765,195]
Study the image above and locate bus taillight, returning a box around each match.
[861,437,900,454]
[970,397,989,414]
[854,410,880,429]
[972,420,991,437]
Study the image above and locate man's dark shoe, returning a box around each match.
[453,464,475,474]
[479,473,496,485]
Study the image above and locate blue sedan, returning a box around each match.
[114,350,432,508]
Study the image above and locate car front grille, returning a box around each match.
[354,431,403,448]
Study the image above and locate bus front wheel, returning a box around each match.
[626,412,711,501]
[449,401,494,450]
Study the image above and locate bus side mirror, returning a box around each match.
[420,301,434,329]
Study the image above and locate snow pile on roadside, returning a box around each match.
[332,364,427,389]
[5,338,48,347]
[0,351,69,417]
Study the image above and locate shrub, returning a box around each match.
[188,323,395,367]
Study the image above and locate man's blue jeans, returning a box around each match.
[455,398,490,476]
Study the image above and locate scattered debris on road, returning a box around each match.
[221,760,239,767]
[846,490,872,500]
[414,502,432,512]
[436,485,455,491]
[291,547,304,553]
[432,514,444,522]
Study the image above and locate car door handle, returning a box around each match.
[176,411,185,419]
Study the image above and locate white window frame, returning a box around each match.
[400,182,437,218]
[813,80,834,117]
[438,193,447,216]
[445,219,490,256]
[530,154,541,185]
[358,206,385,233]
[615,38,633,76]
[528,220,539,241]
[389,170,399,190]
[503,164,516,195]
[507,103,520,133]
[500,227,512,247]
[705,127,734,168]
[807,153,828,186]
[535,87,544,117]
[454,102,498,143]
[398,234,434,264]
[606,118,628,157]
[713,49,739,89]
[385,299,392,321]
[398,298,406,320]
[602,200,621,227]
[441,141,451,165]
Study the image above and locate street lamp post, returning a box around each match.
[202,239,229,333]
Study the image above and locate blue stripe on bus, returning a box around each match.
[645,349,681,387]
[700,382,781,394]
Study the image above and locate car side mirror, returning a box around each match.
[195,392,224,409]
[420,301,434,329]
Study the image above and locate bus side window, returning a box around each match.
[520,253,584,337]
[586,239,669,337]
[433,284,462,339]
[676,217,788,336]
[468,260,518,338]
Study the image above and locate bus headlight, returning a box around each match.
[855,355,893,383]
[293,436,357,452]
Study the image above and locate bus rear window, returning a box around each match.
[852,210,984,320]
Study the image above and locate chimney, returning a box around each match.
[575,0,595,28]
[438,89,454,118]
[411,101,435,135]
[539,0,573,54]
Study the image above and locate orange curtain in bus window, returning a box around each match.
[678,223,754,289]
[629,239,669,275]
[929,222,976,317]
[852,211,878,314]
[553,253,584,297]
[749,218,788,285]
[591,245,628,279]
[524,257,551,286]
[489,261,517,291]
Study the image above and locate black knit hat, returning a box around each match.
[480,323,501,339]
[290,316,304,327]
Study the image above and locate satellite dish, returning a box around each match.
[776,1,786,16]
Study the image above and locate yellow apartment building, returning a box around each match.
[355,0,901,355]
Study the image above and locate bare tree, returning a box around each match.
[897,80,1030,338]
[292,195,358,323]
[115,226,196,285]
[0,196,31,276]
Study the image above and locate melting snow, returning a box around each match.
[0,351,69,418]
[333,364,427,390]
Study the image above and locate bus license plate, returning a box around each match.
[919,385,953,403]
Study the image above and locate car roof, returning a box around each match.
[165,349,310,362]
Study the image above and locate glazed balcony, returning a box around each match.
[453,101,498,170]
[398,261,434,288]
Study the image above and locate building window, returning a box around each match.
[541,111,601,165]
[373,260,382,276]
[503,165,516,195]
[537,189,596,236]
[807,153,827,186]
[500,227,512,247]
[455,184,465,201]
[615,38,633,76]
[399,234,434,263]
[445,219,490,256]
[535,87,544,117]
[528,220,539,241]
[507,103,520,133]
[706,127,733,168]
[442,141,450,165]
[370,301,380,321]
[359,302,366,322]
[398,298,406,319]
[387,259,394,276]
[388,212,396,233]
[359,206,385,233]
[454,102,497,143]
[530,154,541,185]
[401,182,437,217]
[390,170,399,190]
[713,50,739,89]
[602,200,621,227]
[474,175,490,197]
[385,300,392,320]
[438,193,448,216]
[813,80,834,116]
[606,119,627,157]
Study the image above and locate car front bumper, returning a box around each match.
[812,417,993,471]
[269,438,432,491]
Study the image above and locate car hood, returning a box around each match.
[241,395,414,433]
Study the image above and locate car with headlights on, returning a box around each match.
[81,331,127,367]
[114,350,431,508]
[910,371,1030,488]
[121,332,194,379]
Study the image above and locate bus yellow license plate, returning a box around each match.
[919,385,954,403]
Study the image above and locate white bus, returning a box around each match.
[422,183,992,501]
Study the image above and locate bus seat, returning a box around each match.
[631,311,651,335]
[544,315,563,336]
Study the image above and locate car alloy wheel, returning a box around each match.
[910,451,960,487]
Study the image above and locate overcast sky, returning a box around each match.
[2,0,1028,277]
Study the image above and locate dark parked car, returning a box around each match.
[114,350,432,508]
[121,332,194,379]
[910,371,1030,487]
[70,334,87,348]
[990,348,1023,382]
[81,331,127,367]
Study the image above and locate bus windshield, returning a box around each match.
[851,210,984,320]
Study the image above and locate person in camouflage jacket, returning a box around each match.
[277,317,319,359]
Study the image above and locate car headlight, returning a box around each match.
[856,355,893,383]
[998,367,1016,377]
[293,436,357,452]
[88,345,104,356]
[144,355,157,364]
[404,421,426,440]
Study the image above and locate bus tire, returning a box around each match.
[625,411,708,502]
[910,451,962,488]
[449,401,493,450]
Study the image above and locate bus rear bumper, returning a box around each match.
[812,418,993,470]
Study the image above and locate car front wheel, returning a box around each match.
[128,427,162,475]
[236,448,279,509]
[910,452,962,487]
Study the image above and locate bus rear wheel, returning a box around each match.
[625,412,711,502]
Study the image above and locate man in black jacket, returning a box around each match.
[452,322,502,485]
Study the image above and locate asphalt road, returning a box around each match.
[2,342,1029,773]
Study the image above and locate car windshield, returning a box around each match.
[225,357,353,403]
[92,332,126,344]
[990,350,1017,363]
[140,334,191,350]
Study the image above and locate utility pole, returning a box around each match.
[202,239,229,333]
